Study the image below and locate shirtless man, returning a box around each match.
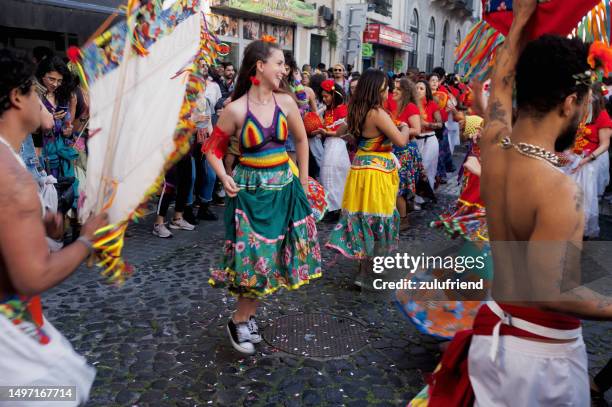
[0,49,107,404]
[471,0,612,405]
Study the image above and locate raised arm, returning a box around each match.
[470,79,486,117]
[482,0,537,149]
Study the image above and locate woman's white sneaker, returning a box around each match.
[227,319,255,355]
[152,223,173,238]
[248,316,262,344]
[169,218,195,231]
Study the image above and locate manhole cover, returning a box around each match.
[263,313,369,358]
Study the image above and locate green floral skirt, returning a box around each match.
[209,163,322,298]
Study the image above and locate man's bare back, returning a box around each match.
[481,131,584,305]
[478,0,611,320]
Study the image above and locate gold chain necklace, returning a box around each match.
[500,136,561,167]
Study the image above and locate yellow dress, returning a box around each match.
[326,135,400,258]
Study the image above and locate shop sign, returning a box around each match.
[362,43,374,58]
[211,0,316,26]
[363,24,411,51]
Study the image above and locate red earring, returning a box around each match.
[250,76,260,86]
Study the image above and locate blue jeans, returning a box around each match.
[19,134,44,182]
[187,157,197,206]
[200,158,216,202]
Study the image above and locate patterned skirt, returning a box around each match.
[397,168,492,339]
[395,240,493,340]
[209,162,322,298]
[326,150,400,259]
[394,141,425,198]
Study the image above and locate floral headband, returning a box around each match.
[261,35,276,44]
[321,79,343,97]
[575,41,612,86]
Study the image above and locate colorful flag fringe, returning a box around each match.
[454,21,505,82]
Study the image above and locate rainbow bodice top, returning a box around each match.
[358,135,393,153]
[239,94,290,168]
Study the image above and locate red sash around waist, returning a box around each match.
[428,302,581,407]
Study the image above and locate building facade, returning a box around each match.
[330,0,481,74]
[1,0,480,76]
[0,0,125,53]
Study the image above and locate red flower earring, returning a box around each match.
[250,76,260,86]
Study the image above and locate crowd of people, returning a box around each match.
[1,1,612,404]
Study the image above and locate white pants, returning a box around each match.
[468,334,589,407]
[320,137,351,211]
[595,152,610,197]
[0,315,95,406]
[416,135,439,190]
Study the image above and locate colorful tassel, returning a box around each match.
[66,46,89,91]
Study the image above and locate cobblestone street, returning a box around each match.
[43,155,612,407]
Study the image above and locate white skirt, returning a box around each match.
[0,315,95,406]
[308,136,324,168]
[568,158,601,237]
[416,134,439,190]
[595,152,610,197]
[446,119,461,154]
[320,137,350,211]
[469,334,589,407]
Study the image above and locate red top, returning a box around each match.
[421,100,440,131]
[323,104,348,131]
[397,102,420,124]
[584,110,612,154]
[440,84,460,98]
[439,107,449,122]
[385,93,397,114]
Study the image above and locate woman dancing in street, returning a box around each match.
[390,78,424,230]
[204,39,322,355]
[416,79,442,190]
[316,80,350,222]
[326,69,410,287]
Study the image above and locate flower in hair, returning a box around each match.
[321,79,335,92]
[250,76,260,86]
[261,35,277,44]
[587,41,612,76]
